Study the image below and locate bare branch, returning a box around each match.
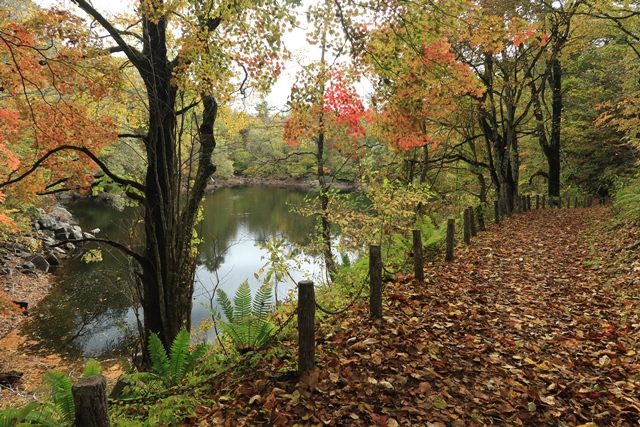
[71,0,144,68]
[53,237,146,266]
[0,145,145,199]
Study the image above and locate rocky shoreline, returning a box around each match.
[0,205,97,338]
[205,175,357,192]
[0,204,113,407]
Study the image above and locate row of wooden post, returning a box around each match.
[298,191,605,376]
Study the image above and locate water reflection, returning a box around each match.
[27,187,321,357]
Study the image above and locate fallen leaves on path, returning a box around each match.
[202,207,640,426]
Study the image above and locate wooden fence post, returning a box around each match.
[527,195,532,211]
[542,194,546,209]
[298,280,315,377]
[72,375,110,427]
[469,206,477,237]
[412,230,424,282]
[463,208,471,244]
[369,245,382,319]
[566,194,571,209]
[476,205,486,232]
[536,194,540,210]
[494,199,500,224]
[445,219,455,262]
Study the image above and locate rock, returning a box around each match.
[42,236,56,247]
[17,261,36,275]
[54,227,69,241]
[49,206,74,223]
[38,214,57,230]
[90,228,101,234]
[28,254,50,273]
[82,232,95,239]
[64,242,76,251]
[53,247,67,255]
[45,252,61,266]
[69,225,83,241]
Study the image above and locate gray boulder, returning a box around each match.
[45,252,60,266]
[69,226,83,241]
[38,214,57,230]
[54,227,69,241]
[17,261,36,275]
[28,254,50,273]
[49,206,74,224]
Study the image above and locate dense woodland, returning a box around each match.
[0,0,639,425]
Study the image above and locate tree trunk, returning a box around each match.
[547,59,562,203]
[138,17,217,360]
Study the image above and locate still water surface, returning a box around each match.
[27,187,323,357]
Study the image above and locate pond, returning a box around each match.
[26,186,326,358]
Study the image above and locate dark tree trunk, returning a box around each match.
[547,59,562,202]
[137,17,217,358]
[530,58,562,207]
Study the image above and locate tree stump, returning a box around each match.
[369,245,382,319]
[72,375,110,427]
[297,280,315,377]
[445,219,455,262]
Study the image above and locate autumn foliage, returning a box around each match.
[0,8,121,228]
[284,71,368,154]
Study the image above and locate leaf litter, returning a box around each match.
[199,207,639,426]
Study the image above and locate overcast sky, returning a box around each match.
[35,0,371,114]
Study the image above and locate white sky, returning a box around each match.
[36,0,372,114]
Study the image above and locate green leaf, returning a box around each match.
[168,329,190,384]
[148,332,170,379]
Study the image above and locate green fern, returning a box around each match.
[43,371,74,425]
[148,332,170,379]
[215,281,276,352]
[148,329,205,386]
[0,402,58,427]
[82,358,102,377]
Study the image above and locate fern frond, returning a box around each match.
[148,332,170,379]
[252,284,273,321]
[83,358,102,377]
[168,329,190,384]
[23,403,59,427]
[254,320,276,348]
[216,288,235,322]
[234,280,253,323]
[185,343,207,374]
[44,371,74,424]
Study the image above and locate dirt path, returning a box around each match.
[205,207,639,426]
